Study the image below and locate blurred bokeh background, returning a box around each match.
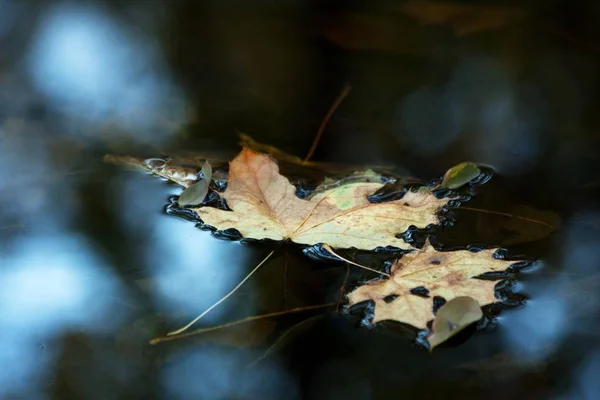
[1,0,600,399]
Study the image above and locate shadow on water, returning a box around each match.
[1,1,600,399]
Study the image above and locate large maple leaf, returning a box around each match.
[192,147,451,250]
[346,240,519,330]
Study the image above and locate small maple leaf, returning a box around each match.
[346,240,520,330]
[193,147,451,250]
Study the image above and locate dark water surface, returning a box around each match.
[1,1,600,399]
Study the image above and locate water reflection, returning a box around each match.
[397,84,464,156]
[115,172,256,324]
[396,57,542,173]
[0,234,130,399]
[162,347,298,400]
[501,212,600,363]
[566,351,600,400]
[0,0,18,40]
[501,291,567,361]
[26,3,188,141]
[0,1,598,398]
[0,125,79,236]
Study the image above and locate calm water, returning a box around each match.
[1,1,600,399]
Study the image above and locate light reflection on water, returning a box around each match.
[25,2,188,142]
[162,346,298,400]
[500,292,567,362]
[396,57,542,173]
[114,170,256,324]
[566,351,600,400]
[0,234,130,399]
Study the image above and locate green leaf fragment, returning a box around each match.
[440,162,481,189]
[178,180,209,206]
[178,161,213,206]
[427,296,483,350]
[201,160,212,181]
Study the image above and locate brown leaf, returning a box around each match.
[347,240,517,329]
[193,148,452,250]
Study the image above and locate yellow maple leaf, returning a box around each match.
[193,147,451,250]
[346,240,518,330]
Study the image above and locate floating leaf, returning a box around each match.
[427,296,482,349]
[347,239,519,330]
[440,162,481,189]
[107,138,538,351]
[192,148,453,250]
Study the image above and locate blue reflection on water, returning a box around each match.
[162,347,298,400]
[565,351,600,400]
[0,234,130,399]
[114,171,257,324]
[26,3,188,140]
[501,292,567,361]
[396,57,543,173]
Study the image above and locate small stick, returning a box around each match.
[337,264,351,312]
[303,84,352,162]
[247,313,326,367]
[165,249,276,337]
[322,244,390,277]
[151,302,336,345]
[457,206,555,229]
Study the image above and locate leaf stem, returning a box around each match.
[151,302,336,345]
[338,264,351,311]
[322,244,390,277]
[247,313,326,367]
[457,206,555,229]
[165,249,276,337]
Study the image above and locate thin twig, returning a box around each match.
[284,251,289,310]
[322,244,390,277]
[150,302,336,345]
[337,264,351,312]
[303,84,352,162]
[165,249,276,336]
[247,313,326,367]
[457,206,555,229]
